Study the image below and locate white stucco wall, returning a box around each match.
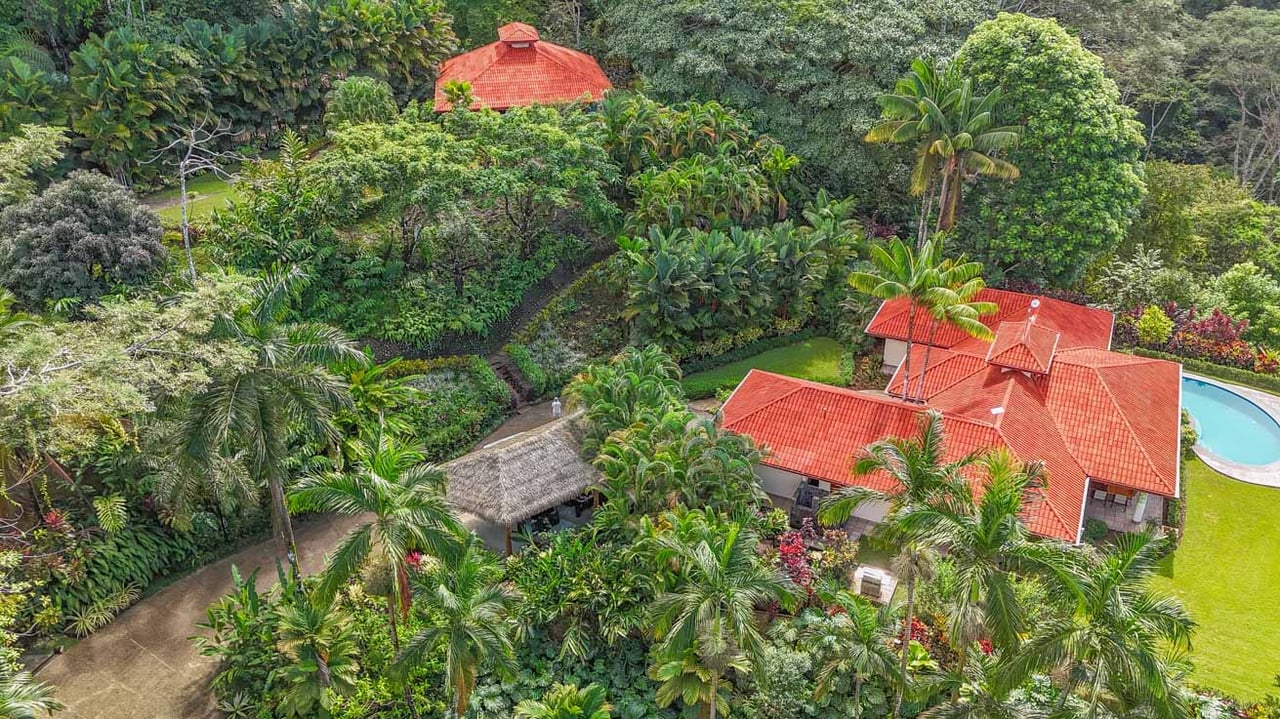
[883,339,907,373]
[756,465,890,524]
[757,465,805,498]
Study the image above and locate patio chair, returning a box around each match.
[1092,489,1107,501]
[1113,495,1129,507]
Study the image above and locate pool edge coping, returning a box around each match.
[1186,373,1280,488]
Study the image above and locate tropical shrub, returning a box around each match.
[618,212,858,357]
[1136,305,1175,347]
[324,76,398,129]
[68,28,203,184]
[1082,518,1109,543]
[397,355,512,460]
[0,170,167,305]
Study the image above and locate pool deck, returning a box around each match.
[1187,373,1280,488]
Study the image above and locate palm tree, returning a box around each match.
[803,592,903,717]
[1007,530,1194,719]
[334,353,424,448]
[393,531,519,718]
[918,647,1043,719]
[170,266,365,577]
[889,540,939,718]
[817,410,973,529]
[0,671,62,718]
[910,257,997,402]
[816,409,968,718]
[928,80,1021,232]
[645,509,797,719]
[274,595,361,719]
[866,58,1021,241]
[894,450,1075,654]
[515,683,613,719]
[848,238,949,401]
[288,429,461,648]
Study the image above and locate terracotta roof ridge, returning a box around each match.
[720,371,806,428]
[1078,363,1166,486]
[526,42,604,85]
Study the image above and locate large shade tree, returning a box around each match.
[0,170,167,306]
[954,13,1146,286]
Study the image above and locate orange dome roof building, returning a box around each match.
[433,22,613,112]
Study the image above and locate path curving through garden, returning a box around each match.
[37,404,556,719]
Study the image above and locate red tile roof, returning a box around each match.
[723,289,1182,543]
[866,288,1113,351]
[434,23,613,112]
[986,321,1060,374]
[722,371,1082,542]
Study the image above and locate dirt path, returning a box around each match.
[38,408,560,719]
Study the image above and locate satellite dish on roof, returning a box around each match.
[1030,298,1042,309]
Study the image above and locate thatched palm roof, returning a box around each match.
[443,413,598,525]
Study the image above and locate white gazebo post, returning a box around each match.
[1131,492,1148,523]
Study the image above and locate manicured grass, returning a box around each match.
[1149,459,1280,700]
[681,337,845,398]
[143,172,240,227]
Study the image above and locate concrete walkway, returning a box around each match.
[39,407,559,719]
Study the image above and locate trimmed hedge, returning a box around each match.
[1126,347,1280,396]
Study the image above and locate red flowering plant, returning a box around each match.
[405,550,424,570]
[1255,348,1280,375]
[1170,307,1255,368]
[777,529,813,594]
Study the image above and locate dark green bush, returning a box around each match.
[1083,518,1109,543]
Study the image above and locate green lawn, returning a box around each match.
[143,172,240,227]
[681,337,845,398]
[1149,459,1280,700]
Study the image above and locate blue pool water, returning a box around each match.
[1181,377,1280,465]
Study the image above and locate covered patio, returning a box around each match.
[1084,480,1167,533]
[443,413,599,554]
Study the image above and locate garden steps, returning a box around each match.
[488,352,536,407]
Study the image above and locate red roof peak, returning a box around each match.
[986,320,1060,374]
[497,22,540,44]
[434,23,612,111]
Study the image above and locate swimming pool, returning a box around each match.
[1181,377,1280,466]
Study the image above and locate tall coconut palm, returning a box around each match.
[0,671,62,718]
[288,429,461,648]
[171,266,365,577]
[866,58,1021,241]
[1006,530,1194,719]
[803,592,903,717]
[911,257,997,402]
[894,450,1075,654]
[393,531,519,719]
[848,239,949,401]
[515,683,613,719]
[645,509,797,719]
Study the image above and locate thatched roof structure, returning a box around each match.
[443,413,598,525]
